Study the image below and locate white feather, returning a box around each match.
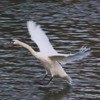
[27,21,91,64]
[49,46,91,64]
[27,21,57,54]
[13,21,91,85]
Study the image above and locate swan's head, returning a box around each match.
[11,39,21,45]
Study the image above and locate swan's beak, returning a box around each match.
[10,41,14,45]
[9,40,14,47]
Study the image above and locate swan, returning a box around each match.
[11,21,91,85]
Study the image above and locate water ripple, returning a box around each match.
[0,0,100,100]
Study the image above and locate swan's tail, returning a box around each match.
[64,74,72,85]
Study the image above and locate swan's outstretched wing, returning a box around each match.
[27,21,57,54]
[49,46,91,64]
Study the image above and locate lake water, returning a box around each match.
[0,0,100,100]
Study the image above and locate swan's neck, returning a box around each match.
[18,41,37,57]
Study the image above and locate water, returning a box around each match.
[0,0,100,100]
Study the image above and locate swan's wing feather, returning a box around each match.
[27,21,57,54]
[49,46,91,64]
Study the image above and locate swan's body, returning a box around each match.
[13,40,72,84]
[12,21,91,85]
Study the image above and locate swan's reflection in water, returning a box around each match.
[38,82,72,100]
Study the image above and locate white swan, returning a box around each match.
[11,21,91,85]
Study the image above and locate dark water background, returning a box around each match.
[0,0,100,100]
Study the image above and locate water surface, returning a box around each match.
[0,0,100,100]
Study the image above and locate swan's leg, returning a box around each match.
[35,70,53,85]
[37,75,53,85]
[34,74,48,84]
[42,70,53,85]
[42,74,48,81]
[42,76,53,85]
[45,76,53,85]
[42,69,48,81]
